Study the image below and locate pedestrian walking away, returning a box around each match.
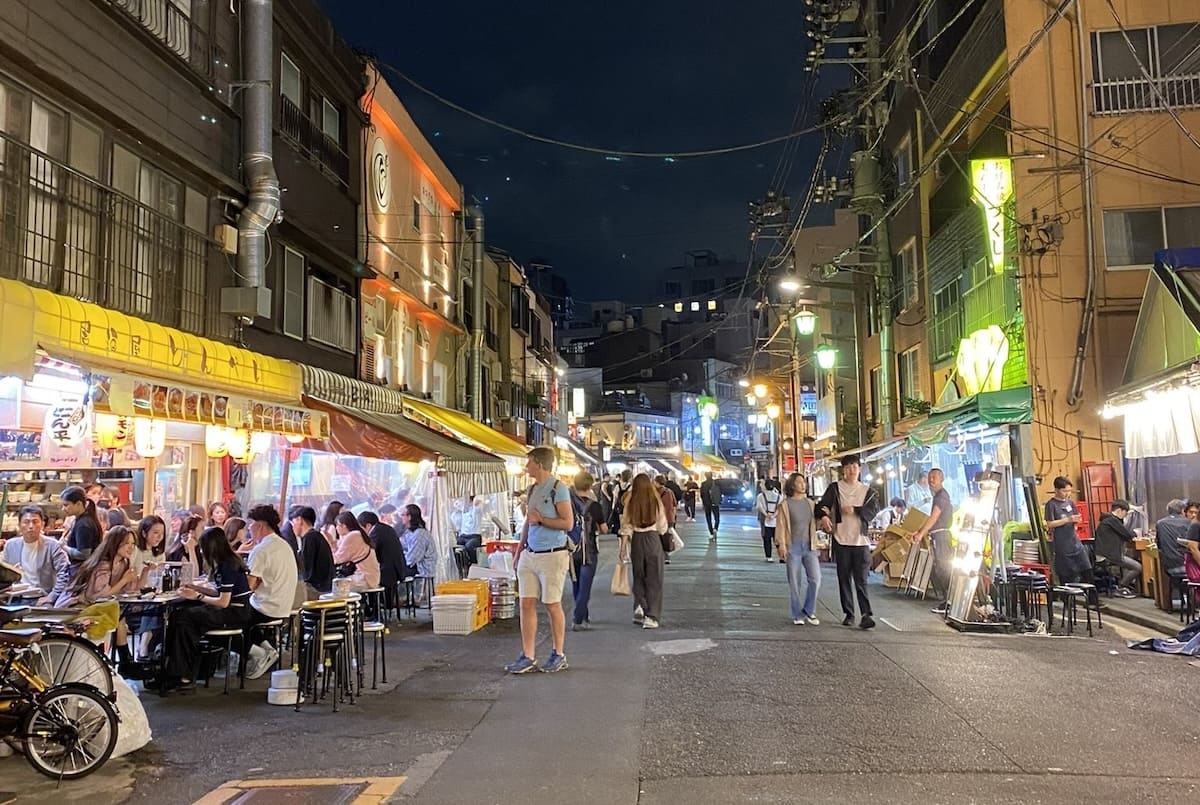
[506,446,574,674]
[909,468,954,614]
[699,472,720,540]
[756,479,783,561]
[570,472,608,630]
[619,473,668,629]
[775,472,820,625]
[683,476,699,521]
[815,454,880,629]
[654,475,678,563]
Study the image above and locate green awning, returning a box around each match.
[905,387,1032,446]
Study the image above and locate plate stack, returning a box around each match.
[266,669,301,706]
[489,578,516,620]
[1012,539,1041,566]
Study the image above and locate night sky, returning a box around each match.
[320,1,839,302]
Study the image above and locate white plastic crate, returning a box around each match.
[432,594,478,635]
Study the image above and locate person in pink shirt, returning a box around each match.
[333,511,380,590]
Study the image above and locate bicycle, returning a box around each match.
[0,626,119,780]
[0,606,115,698]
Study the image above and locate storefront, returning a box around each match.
[1103,248,1200,516]
[554,435,604,481]
[0,278,317,532]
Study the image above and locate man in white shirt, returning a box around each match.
[452,495,506,566]
[905,472,933,514]
[755,480,784,563]
[243,504,298,676]
[815,454,881,630]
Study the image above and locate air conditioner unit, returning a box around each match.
[499,417,525,438]
[495,399,512,418]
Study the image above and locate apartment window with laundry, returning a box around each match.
[1102,205,1200,269]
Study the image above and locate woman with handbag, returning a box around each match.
[332,511,380,590]
[775,473,820,626]
[619,473,669,629]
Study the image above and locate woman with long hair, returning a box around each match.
[208,500,229,528]
[399,504,436,579]
[164,527,253,686]
[775,473,820,626]
[321,501,344,551]
[60,485,104,563]
[133,515,167,574]
[55,525,141,607]
[619,473,668,629]
[332,511,380,589]
[166,514,203,578]
[223,516,247,551]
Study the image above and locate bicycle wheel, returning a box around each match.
[21,683,118,780]
[27,634,114,696]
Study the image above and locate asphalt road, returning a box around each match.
[3,511,1198,804]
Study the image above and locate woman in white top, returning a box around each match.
[755,479,784,562]
[618,473,669,629]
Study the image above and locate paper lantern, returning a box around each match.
[46,401,90,447]
[766,402,782,420]
[225,429,252,461]
[133,418,166,458]
[284,433,306,445]
[94,414,132,450]
[205,425,229,458]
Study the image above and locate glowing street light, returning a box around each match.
[766,402,782,420]
[752,383,768,399]
[815,344,838,370]
[745,393,757,405]
[793,308,817,336]
[737,377,750,388]
[778,276,802,294]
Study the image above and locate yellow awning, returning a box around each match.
[403,397,528,461]
[0,278,301,402]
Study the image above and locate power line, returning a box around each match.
[376,61,831,160]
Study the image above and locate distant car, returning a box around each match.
[716,478,754,511]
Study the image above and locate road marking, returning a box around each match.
[646,638,718,655]
[877,617,901,631]
[193,776,406,805]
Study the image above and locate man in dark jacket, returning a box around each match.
[289,505,333,598]
[815,453,881,629]
[360,511,409,618]
[699,472,720,540]
[1095,500,1140,597]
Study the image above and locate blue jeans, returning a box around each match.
[786,547,821,620]
[572,557,598,625]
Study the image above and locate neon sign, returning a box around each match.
[970,158,1013,275]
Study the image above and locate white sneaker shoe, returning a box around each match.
[642,617,660,629]
[633,605,644,624]
[804,616,821,626]
[765,557,775,563]
[244,644,274,680]
[793,618,804,625]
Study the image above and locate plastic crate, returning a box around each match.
[437,580,491,622]
[432,594,478,635]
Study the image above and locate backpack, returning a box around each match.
[531,480,584,556]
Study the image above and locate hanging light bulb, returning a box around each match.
[94,414,132,450]
[284,433,306,445]
[133,418,166,458]
[205,425,229,458]
[766,402,782,420]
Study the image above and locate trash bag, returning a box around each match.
[112,675,152,758]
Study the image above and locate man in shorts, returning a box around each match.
[505,446,574,674]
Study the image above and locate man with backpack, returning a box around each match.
[570,472,607,631]
[607,468,633,534]
[756,479,783,562]
[700,472,720,540]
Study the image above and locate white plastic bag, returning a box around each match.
[112,675,152,758]
[488,551,514,573]
[669,528,685,554]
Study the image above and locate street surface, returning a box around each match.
[2,511,1198,804]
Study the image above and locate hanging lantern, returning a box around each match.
[205,425,229,458]
[94,414,132,450]
[46,401,91,447]
[284,433,306,445]
[250,431,273,454]
[225,429,252,461]
[133,418,166,458]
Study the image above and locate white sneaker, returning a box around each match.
[642,617,660,629]
[804,616,821,626]
[244,644,275,680]
[793,618,804,625]
[765,557,774,563]
[633,605,644,624]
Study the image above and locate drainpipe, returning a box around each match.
[1067,4,1096,406]
[468,206,485,420]
[222,0,279,322]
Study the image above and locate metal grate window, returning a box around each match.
[106,0,230,98]
[1091,24,1200,115]
[306,276,355,352]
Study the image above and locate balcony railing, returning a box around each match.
[1091,73,1200,115]
[280,97,350,186]
[0,132,208,334]
[106,0,229,94]
[962,270,1019,335]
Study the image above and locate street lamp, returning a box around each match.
[766,402,782,420]
[752,383,768,399]
[778,276,802,294]
[737,377,750,388]
[793,308,817,336]
[815,344,838,370]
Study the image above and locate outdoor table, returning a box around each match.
[116,591,184,695]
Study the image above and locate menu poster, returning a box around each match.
[0,429,42,466]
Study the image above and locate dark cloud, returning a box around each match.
[321,0,830,300]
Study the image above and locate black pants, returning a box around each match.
[762,525,776,558]
[457,533,482,565]
[684,497,696,519]
[704,503,720,534]
[630,529,665,620]
[833,542,872,618]
[165,602,251,678]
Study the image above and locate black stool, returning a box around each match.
[200,628,246,694]
[1065,582,1100,636]
[363,620,387,688]
[1051,586,1085,635]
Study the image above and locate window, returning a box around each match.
[663,281,682,297]
[412,199,421,232]
[897,347,922,417]
[320,98,340,142]
[280,53,303,108]
[282,247,305,339]
[1091,24,1200,114]
[307,276,356,352]
[892,240,918,311]
[894,136,912,189]
[868,366,882,423]
[461,279,474,331]
[692,278,715,294]
[930,282,962,362]
[1103,205,1200,269]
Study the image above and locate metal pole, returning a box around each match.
[789,325,801,472]
[865,0,894,439]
